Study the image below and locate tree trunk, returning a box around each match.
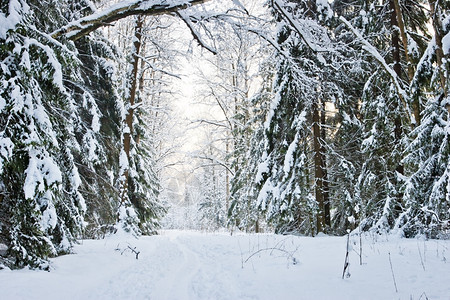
[390,0,405,214]
[429,0,449,113]
[390,0,404,156]
[393,0,413,81]
[225,138,230,213]
[393,0,421,125]
[313,97,329,233]
[119,16,144,207]
[321,99,331,228]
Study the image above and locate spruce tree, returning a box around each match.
[400,97,449,237]
[229,74,272,232]
[255,0,361,235]
[0,0,89,268]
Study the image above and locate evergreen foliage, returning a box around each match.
[0,0,449,269]
[228,78,272,232]
[400,96,450,237]
[0,0,87,268]
[0,0,167,268]
[247,0,449,237]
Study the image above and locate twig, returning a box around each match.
[417,242,426,271]
[126,246,140,260]
[244,247,296,264]
[359,227,363,266]
[388,252,398,293]
[238,239,244,269]
[342,232,350,279]
[117,244,140,259]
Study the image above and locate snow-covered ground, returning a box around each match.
[1,230,449,300]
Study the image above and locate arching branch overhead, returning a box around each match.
[51,0,212,41]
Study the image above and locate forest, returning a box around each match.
[0,0,448,270]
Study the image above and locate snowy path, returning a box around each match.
[152,236,201,299]
[1,230,450,300]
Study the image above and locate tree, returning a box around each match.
[399,97,449,237]
[395,0,449,237]
[1,0,210,268]
[0,0,93,268]
[229,62,273,233]
[254,0,362,235]
[338,0,448,235]
[115,15,145,235]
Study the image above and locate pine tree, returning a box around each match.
[396,0,449,237]
[337,0,441,234]
[113,15,174,235]
[1,0,134,267]
[255,0,361,235]
[399,97,449,237]
[198,157,227,231]
[0,0,89,268]
[229,72,272,232]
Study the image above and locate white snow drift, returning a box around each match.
[1,230,449,300]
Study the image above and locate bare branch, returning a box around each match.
[208,86,233,130]
[244,247,297,264]
[192,119,230,129]
[191,155,235,176]
[137,54,182,79]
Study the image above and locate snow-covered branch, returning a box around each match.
[192,119,230,129]
[176,11,218,55]
[339,16,412,123]
[51,0,212,40]
[272,0,331,53]
[191,155,235,176]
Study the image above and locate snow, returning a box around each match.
[91,109,101,133]
[10,84,24,113]
[443,31,449,55]
[1,230,449,300]
[413,36,436,86]
[82,92,102,133]
[83,132,99,161]
[255,153,269,184]
[40,193,58,231]
[316,0,333,21]
[119,149,129,172]
[264,84,281,129]
[274,0,332,52]
[257,179,273,210]
[23,149,62,200]
[443,15,450,55]
[283,134,298,177]
[25,38,65,91]
[0,136,14,172]
[359,10,368,26]
[20,49,31,70]
[407,34,419,57]
[0,0,29,39]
